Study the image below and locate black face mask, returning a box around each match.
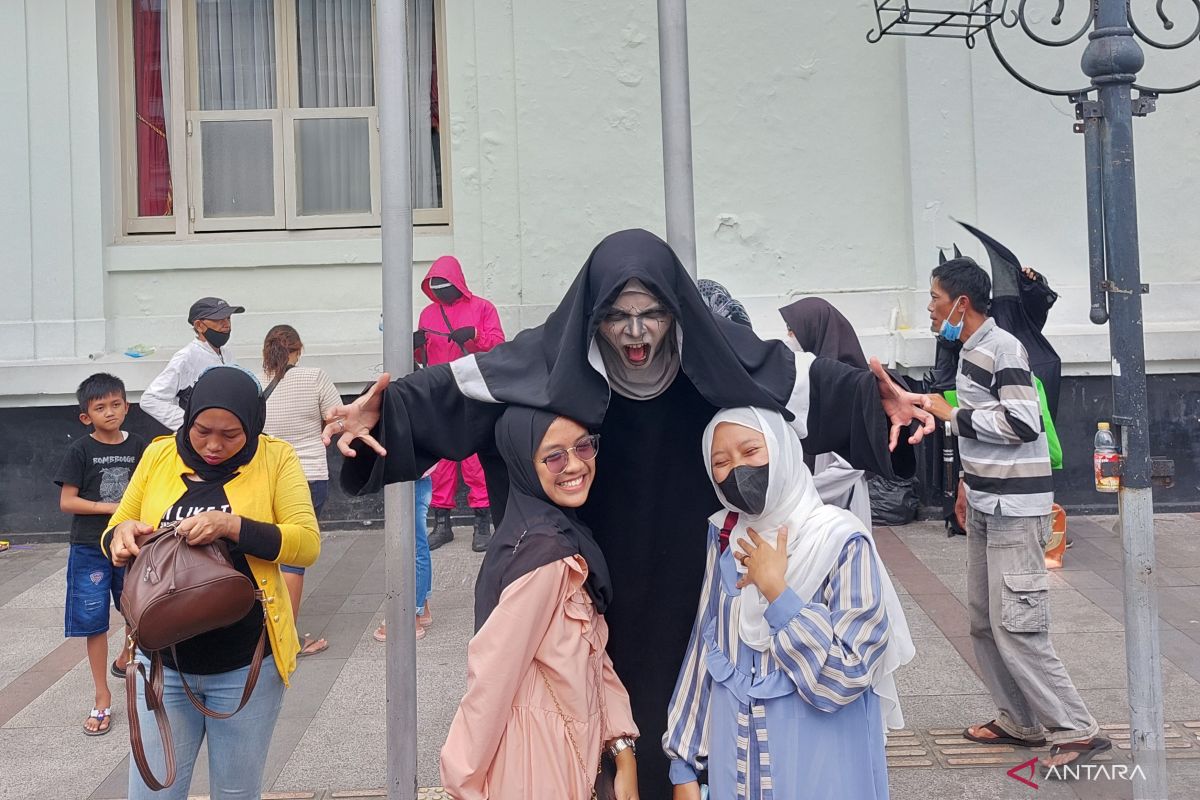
[201,327,230,349]
[717,464,769,516]
[432,285,463,304]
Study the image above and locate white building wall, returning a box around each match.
[1,1,1199,406]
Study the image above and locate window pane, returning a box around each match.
[201,119,275,217]
[196,0,277,110]
[132,0,172,216]
[296,0,374,108]
[295,117,371,216]
[409,0,440,209]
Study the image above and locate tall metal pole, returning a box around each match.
[656,0,698,277]
[377,3,417,799]
[1082,4,1167,796]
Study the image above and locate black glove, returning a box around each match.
[413,330,427,349]
[449,326,476,345]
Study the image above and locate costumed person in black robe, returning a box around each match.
[957,221,1061,416]
[779,297,876,531]
[325,229,934,794]
[929,224,1062,535]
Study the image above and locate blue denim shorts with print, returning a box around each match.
[64,543,125,637]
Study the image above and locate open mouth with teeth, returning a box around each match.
[557,474,587,491]
[623,343,651,366]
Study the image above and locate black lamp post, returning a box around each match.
[869,3,1200,796]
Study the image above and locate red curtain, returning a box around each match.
[134,0,171,217]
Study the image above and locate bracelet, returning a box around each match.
[608,736,635,759]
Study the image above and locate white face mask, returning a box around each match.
[784,332,804,353]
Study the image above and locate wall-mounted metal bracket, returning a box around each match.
[1099,456,1175,488]
[1133,92,1159,117]
[1151,457,1176,489]
[1074,100,1104,133]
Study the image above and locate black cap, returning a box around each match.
[188,297,246,324]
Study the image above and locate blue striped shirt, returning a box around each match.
[663,524,891,787]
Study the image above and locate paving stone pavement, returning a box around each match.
[2,514,1199,799]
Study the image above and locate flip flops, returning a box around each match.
[1041,737,1113,778]
[298,634,329,656]
[83,707,112,736]
[963,720,1047,748]
[110,660,126,679]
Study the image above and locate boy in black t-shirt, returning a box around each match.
[53,373,147,736]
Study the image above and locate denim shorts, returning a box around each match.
[65,543,125,637]
[281,479,328,577]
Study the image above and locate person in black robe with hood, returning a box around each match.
[929,223,1062,534]
[326,229,933,794]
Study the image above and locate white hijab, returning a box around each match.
[702,407,915,730]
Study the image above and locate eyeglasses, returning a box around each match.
[538,434,600,475]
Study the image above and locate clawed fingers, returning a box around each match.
[337,430,386,458]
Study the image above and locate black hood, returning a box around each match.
[957,220,1062,417]
[467,229,797,426]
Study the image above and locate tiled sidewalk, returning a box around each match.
[2,514,1199,799]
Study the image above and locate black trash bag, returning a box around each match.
[868,475,920,527]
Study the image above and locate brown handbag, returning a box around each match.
[120,520,267,791]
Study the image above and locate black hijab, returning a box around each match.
[473,406,612,631]
[175,366,266,481]
[464,229,797,427]
[779,297,869,370]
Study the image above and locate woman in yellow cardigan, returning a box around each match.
[104,366,320,800]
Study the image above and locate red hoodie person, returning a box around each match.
[416,255,505,553]
[416,256,505,366]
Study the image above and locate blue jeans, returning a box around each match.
[127,654,285,799]
[65,543,125,637]
[415,475,433,614]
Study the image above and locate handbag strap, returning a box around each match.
[124,625,267,791]
[174,625,268,720]
[536,664,599,799]
[437,304,469,356]
[262,363,293,401]
[126,649,176,791]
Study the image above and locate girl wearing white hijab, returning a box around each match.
[663,407,915,800]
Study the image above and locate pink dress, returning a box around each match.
[440,556,638,800]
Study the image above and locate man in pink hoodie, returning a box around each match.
[415,255,506,552]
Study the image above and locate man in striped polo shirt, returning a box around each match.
[923,257,1109,776]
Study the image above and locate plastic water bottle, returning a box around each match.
[1093,422,1120,493]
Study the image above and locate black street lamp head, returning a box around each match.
[867,1,1200,96]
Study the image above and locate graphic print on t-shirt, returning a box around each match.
[159,501,232,527]
[52,433,147,545]
[98,467,131,503]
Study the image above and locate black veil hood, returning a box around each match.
[957,220,1062,417]
[467,229,797,427]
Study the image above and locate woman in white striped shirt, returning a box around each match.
[663,407,915,800]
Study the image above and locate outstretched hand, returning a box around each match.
[869,357,936,451]
[322,373,391,457]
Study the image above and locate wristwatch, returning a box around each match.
[608,736,636,759]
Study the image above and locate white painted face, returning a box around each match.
[598,282,674,369]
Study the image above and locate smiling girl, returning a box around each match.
[441,406,639,800]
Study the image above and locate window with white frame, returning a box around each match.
[122,0,447,235]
